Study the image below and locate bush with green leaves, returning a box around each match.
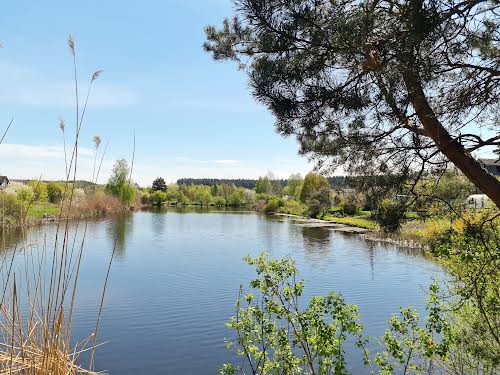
[264,197,283,213]
[221,253,371,375]
[306,186,331,218]
[0,193,23,225]
[47,182,65,203]
[339,194,363,216]
[149,190,167,206]
[17,186,34,203]
[213,196,226,207]
[221,253,462,375]
[105,159,135,205]
[278,199,307,216]
[430,219,499,372]
[28,181,48,202]
[374,199,407,233]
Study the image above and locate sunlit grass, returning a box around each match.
[322,215,378,230]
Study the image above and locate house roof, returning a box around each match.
[479,158,500,166]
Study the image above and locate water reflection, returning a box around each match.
[0,210,445,375]
[105,213,133,259]
[0,227,25,253]
[301,226,332,257]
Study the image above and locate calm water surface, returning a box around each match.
[1,208,445,374]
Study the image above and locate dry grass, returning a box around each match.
[0,35,113,374]
[69,194,123,218]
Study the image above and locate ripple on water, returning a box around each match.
[1,210,446,374]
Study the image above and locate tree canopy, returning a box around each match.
[106,159,135,205]
[151,177,167,192]
[205,0,500,207]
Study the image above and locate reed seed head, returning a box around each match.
[93,135,102,148]
[92,69,103,82]
[67,34,75,56]
[59,118,66,132]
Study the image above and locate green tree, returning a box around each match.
[47,182,65,204]
[221,253,370,375]
[284,173,303,199]
[374,199,407,233]
[299,172,329,203]
[17,186,34,203]
[150,190,167,206]
[105,159,135,205]
[151,177,167,192]
[28,181,48,202]
[306,186,331,218]
[205,0,500,208]
[255,176,270,194]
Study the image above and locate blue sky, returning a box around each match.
[0,0,314,186]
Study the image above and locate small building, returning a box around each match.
[0,176,9,189]
[479,158,500,176]
[465,194,490,209]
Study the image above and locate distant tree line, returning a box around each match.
[176,178,260,190]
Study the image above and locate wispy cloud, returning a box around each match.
[0,143,94,159]
[215,159,239,165]
[0,61,137,109]
[175,156,240,166]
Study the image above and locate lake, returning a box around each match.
[0,208,445,374]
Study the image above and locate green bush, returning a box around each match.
[47,182,65,203]
[141,192,151,205]
[339,194,363,216]
[149,190,167,206]
[17,186,34,203]
[213,196,226,206]
[28,181,49,202]
[0,193,23,225]
[307,186,331,218]
[264,197,283,213]
[278,199,307,216]
[374,199,407,233]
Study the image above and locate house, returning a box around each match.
[479,158,500,177]
[465,194,490,209]
[0,176,9,189]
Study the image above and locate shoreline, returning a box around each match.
[272,212,427,250]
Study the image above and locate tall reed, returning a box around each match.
[0,35,115,374]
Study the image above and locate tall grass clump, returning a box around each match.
[0,35,118,374]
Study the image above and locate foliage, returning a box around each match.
[299,173,330,203]
[306,186,331,219]
[283,173,303,199]
[374,199,408,233]
[0,192,23,225]
[255,173,283,196]
[205,0,500,207]
[213,196,226,206]
[17,186,34,203]
[431,219,500,371]
[221,253,370,375]
[28,180,49,202]
[150,190,168,206]
[415,171,476,204]
[263,197,283,213]
[375,285,452,374]
[339,194,364,216]
[105,159,135,205]
[177,178,258,190]
[278,199,307,216]
[223,252,499,374]
[47,182,65,203]
[151,177,167,192]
